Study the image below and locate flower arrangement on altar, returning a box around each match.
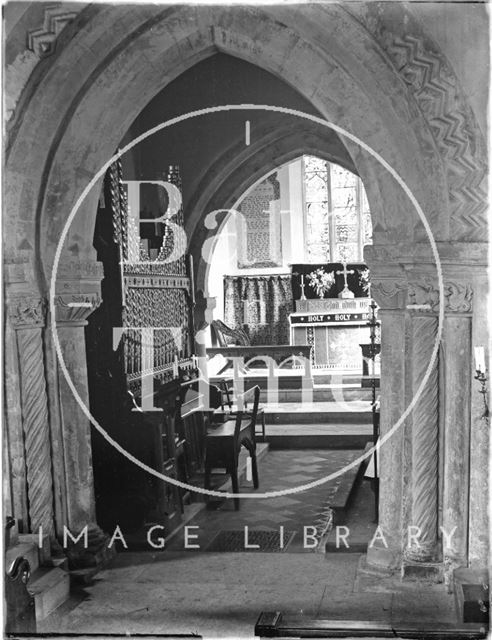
[360,268,371,296]
[307,268,336,298]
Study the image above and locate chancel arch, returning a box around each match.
[3,2,488,605]
[202,154,373,334]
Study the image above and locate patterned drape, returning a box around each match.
[224,275,293,345]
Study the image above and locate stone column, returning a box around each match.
[8,295,55,536]
[365,273,408,571]
[4,312,29,533]
[54,296,100,529]
[405,313,439,562]
[364,245,486,580]
[441,282,473,567]
[468,273,488,570]
[52,259,115,568]
[395,276,443,578]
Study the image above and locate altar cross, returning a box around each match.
[336,262,355,288]
[336,262,355,299]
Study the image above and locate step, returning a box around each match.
[18,533,51,565]
[6,542,40,575]
[210,370,377,404]
[328,443,372,523]
[255,613,488,639]
[320,442,374,554]
[313,373,376,385]
[51,556,69,571]
[28,567,70,622]
[212,371,378,391]
[265,423,372,450]
[264,401,373,424]
[260,387,373,403]
[211,371,309,391]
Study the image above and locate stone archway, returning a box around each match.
[186,120,358,301]
[4,3,487,573]
[6,4,454,279]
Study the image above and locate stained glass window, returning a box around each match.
[303,157,331,262]
[303,156,372,263]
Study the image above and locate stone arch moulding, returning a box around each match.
[341,3,488,242]
[4,2,464,294]
[3,2,487,573]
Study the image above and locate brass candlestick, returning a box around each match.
[367,298,379,523]
[474,369,489,420]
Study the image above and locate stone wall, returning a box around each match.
[3,3,488,576]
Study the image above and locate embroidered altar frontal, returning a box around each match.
[290,298,371,370]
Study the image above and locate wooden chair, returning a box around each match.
[217,377,234,411]
[178,378,223,483]
[204,385,260,510]
[211,384,267,442]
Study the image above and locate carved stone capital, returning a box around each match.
[406,280,473,314]
[54,260,103,324]
[407,280,440,314]
[370,278,407,310]
[444,282,473,313]
[54,293,102,324]
[8,296,46,329]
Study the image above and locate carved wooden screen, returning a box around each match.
[106,160,193,395]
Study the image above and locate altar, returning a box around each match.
[289,262,378,372]
[290,298,373,371]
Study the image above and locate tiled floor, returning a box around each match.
[168,449,365,553]
[37,451,460,637]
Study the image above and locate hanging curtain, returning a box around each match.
[223,275,293,345]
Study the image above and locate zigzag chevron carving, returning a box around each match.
[386,34,487,239]
[27,6,79,58]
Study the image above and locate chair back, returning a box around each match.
[178,379,222,473]
[234,385,260,442]
[218,378,233,411]
[211,319,251,348]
